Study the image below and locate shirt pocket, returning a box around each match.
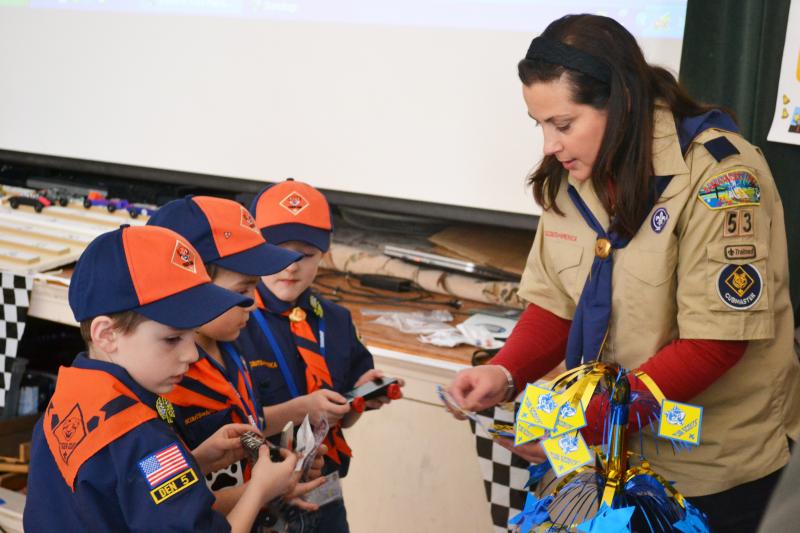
[619,247,678,331]
[547,240,585,302]
[706,240,769,312]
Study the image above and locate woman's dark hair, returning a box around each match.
[519,14,727,238]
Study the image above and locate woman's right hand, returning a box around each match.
[447,365,510,414]
[305,389,350,425]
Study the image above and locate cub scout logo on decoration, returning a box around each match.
[717,263,763,310]
[240,206,258,232]
[697,169,760,210]
[279,191,309,216]
[551,400,587,437]
[53,404,87,463]
[665,405,685,426]
[541,431,592,477]
[171,240,197,273]
[517,385,561,430]
[537,393,557,414]
[138,443,198,504]
[658,400,703,446]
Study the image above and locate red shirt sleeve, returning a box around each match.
[490,303,571,393]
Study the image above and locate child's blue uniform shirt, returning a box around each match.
[24,354,230,532]
[237,283,374,477]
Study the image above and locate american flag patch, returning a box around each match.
[138,443,189,488]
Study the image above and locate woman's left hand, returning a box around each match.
[192,423,258,475]
[495,437,548,464]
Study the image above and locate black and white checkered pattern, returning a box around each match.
[471,398,532,533]
[0,272,33,407]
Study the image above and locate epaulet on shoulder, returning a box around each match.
[702,135,740,163]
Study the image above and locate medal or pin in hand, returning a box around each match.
[240,431,282,462]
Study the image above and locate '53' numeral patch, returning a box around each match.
[723,208,754,238]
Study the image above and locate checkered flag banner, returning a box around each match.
[470,396,532,533]
[0,271,33,407]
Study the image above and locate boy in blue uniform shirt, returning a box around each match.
[237,180,403,533]
[147,195,301,490]
[25,225,301,533]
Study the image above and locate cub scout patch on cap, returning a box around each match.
[171,240,197,273]
[138,442,198,504]
[240,206,258,232]
[717,263,762,310]
[279,191,309,216]
[698,168,760,210]
[53,404,87,463]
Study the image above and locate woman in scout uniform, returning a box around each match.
[447,14,800,532]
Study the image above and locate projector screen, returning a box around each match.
[0,1,688,218]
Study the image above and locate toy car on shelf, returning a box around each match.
[8,191,53,213]
[43,187,72,207]
[126,203,158,219]
[83,192,130,213]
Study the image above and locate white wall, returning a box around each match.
[0,3,686,216]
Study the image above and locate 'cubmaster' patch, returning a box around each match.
[138,442,198,504]
[698,169,760,210]
[717,263,763,310]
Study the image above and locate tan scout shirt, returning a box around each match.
[518,104,800,497]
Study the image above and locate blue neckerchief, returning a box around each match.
[253,285,327,399]
[564,111,739,368]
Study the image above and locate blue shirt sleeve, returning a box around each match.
[81,420,231,533]
[25,417,231,533]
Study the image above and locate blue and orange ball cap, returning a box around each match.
[69,225,253,330]
[147,196,301,276]
[250,179,333,252]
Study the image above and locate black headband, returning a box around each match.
[524,36,611,84]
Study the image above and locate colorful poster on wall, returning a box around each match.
[768,0,800,145]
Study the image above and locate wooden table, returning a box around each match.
[313,269,499,367]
